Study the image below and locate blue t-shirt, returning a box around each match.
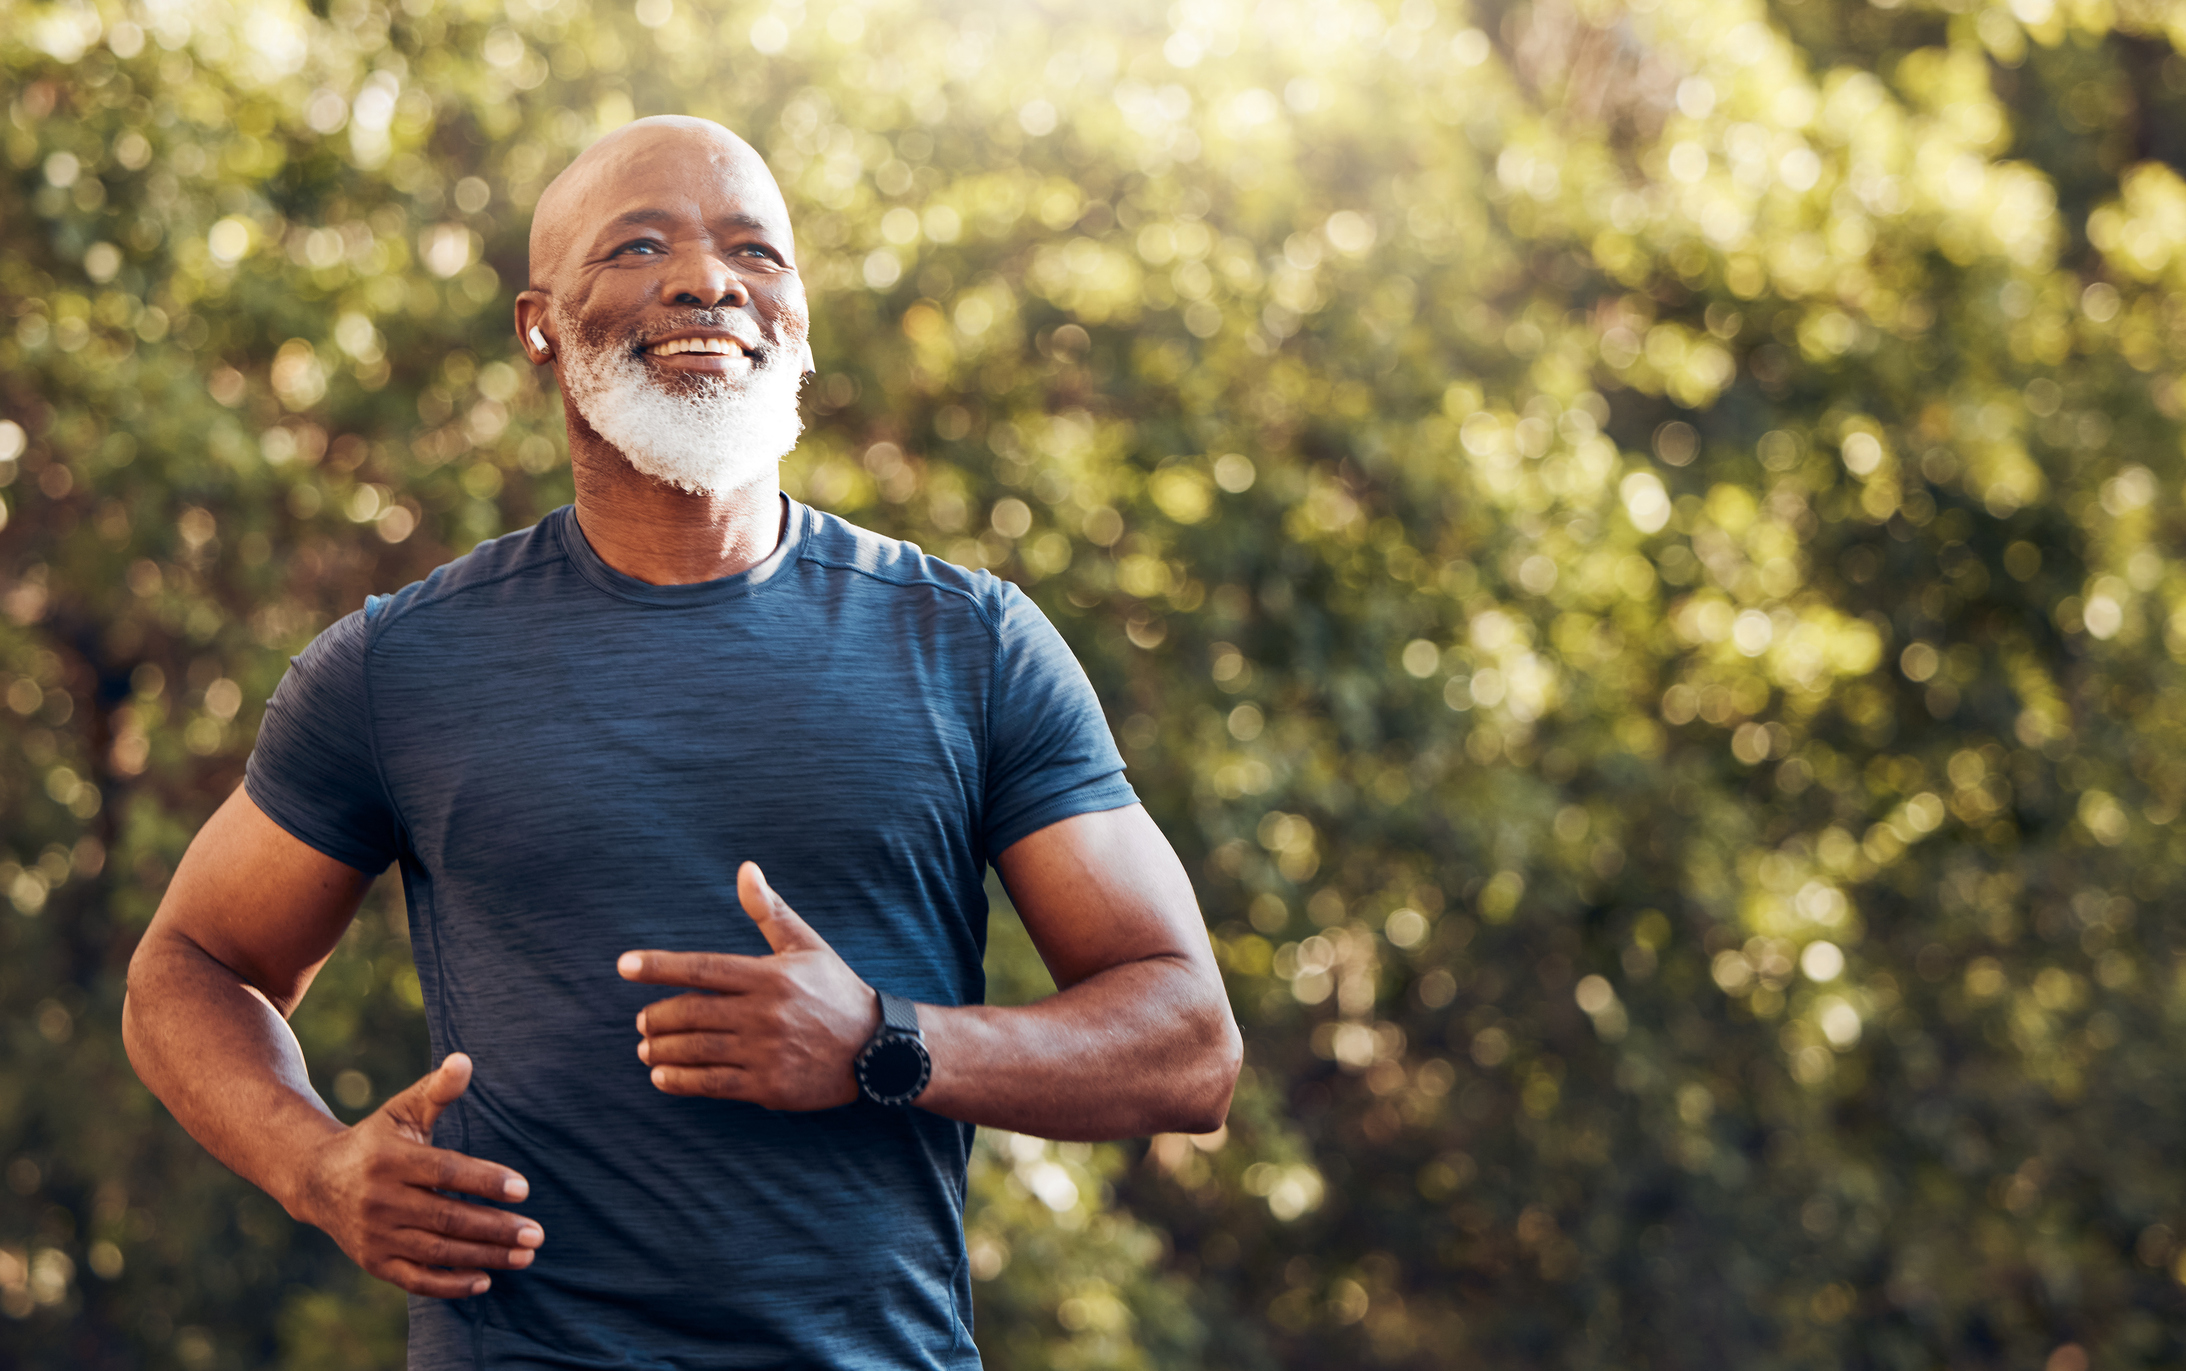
[245,499,1135,1370]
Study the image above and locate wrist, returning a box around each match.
[268,1112,350,1226]
[854,990,932,1106]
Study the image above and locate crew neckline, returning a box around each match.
[555,496,808,607]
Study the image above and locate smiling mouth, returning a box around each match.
[644,337,749,358]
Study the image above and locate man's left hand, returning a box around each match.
[618,862,881,1110]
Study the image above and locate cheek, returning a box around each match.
[565,276,654,335]
[755,283,810,337]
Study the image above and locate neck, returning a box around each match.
[565,408,786,586]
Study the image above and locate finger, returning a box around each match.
[617,950,764,992]
[404,1144,534,1203]
[379,1256,493,1300]
[639,1031,746,1066]
[423,1053,473,1109]
[390,1227,539,1271]
[382,1054,474,1143]
[386,1193,545,1249]
[739,862,826,954]
[637,990,753,1036]
[649,1063,752,1097]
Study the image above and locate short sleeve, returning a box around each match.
[244,606,404,874]
[981,583,1137,856]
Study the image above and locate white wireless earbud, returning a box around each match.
[528,325,550,355]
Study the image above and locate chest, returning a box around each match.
[365,610,990,898]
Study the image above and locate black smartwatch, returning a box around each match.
[855,989,931,1106]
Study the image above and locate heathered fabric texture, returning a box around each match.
[244,499,1135,1370]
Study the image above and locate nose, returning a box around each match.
[659,248,749,311]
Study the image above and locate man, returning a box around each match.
[123,116,1241,1370]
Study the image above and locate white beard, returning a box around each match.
[556,317,806,496]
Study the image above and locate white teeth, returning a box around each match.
[646,337,743,356]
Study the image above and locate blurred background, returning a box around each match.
[5,0,2186,1365]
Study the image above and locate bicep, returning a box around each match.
[993,804,1212,990]
[143,784,380,1011]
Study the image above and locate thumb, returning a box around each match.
[384,1052,472,1142]
[738,862,826,954]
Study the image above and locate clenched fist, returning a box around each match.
[618,862,884,1111]
[290,1053,544,1298]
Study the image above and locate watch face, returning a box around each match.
[858,1032,931,1104]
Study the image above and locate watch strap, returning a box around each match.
[876,989,921,1037]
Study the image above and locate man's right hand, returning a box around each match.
[290,1052,544,1298]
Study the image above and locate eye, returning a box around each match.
[613,239,665,257]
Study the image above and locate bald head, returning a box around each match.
[527,116,793,294]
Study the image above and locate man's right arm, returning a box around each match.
[123,784,543,1297]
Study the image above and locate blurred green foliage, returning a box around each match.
[10,0,2186,1365]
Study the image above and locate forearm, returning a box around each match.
[122,934,345,1217]
[914,954,1242,1141]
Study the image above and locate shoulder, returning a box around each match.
[358,511,573,641]
[274,602,373,705]
[794,505,1022,632]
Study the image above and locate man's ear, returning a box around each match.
[514,291,555,364]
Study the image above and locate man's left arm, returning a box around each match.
[620,804,1242,1141]
[917,802,1242,1139]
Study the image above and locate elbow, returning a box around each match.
[120,991,151,1084]
[120,932,168,1081]
[1175,1057,1241,1138]
[120,979,157,1090]
[1157,996,1244,1137]
[119,922,217,1081]
[1196,1013,1246,1131]
[124,927,167,1002]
